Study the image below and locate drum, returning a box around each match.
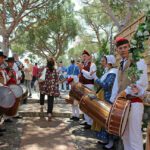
[69,82,96,102]
[70,83,131,137]
[80,95,111,126]
[5,84,23,116]
[106,99,131,136]
[0,86,16,114]
[20,84,28,101]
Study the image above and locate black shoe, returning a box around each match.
[13,115,23,119]
[73,117,80,121]
[0,132,3,136]
[84,124,91,130]
[0,128,6,132]
[4,119,13,123]
[80,121,87,126]
[70,116,75,120]
[28,94,32,98]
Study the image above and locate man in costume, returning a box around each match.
[0,51,8,85]
[67,59,80,121]
[5,57,17,85]
[79,50,97,129]
[57,61,67,91]
[0,51,7,136]
[116,37,148,150]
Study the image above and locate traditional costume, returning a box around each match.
[94,55,118,148]
[79,50,97,128]
[67,60,80,121]
[116,37,148,150]
[57,62,67,91]
[0,52,8,85]
[5,57,17,85]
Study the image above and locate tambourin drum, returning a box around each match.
[0,86,16,114]
[80,96,111,127]
[20,84,28,100]
[69,82,96,102]
[80,96,130,136]
[5,84,23,116]
[8,84,23,98]
[106,99,131,136]
[70,82,131,136]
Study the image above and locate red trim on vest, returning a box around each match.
[131,97,143,103]
[79,62,94,85]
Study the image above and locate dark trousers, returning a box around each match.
[40,94,54,114]
[31,76,37,88]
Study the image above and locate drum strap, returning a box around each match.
[130,97,143,103]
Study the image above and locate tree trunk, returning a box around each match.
[1,35,10,56]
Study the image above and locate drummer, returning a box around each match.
[93,55,118,149]
[67,59,80,121]
[79,50,97,129]
[3,57,18,123]
[116,37,148,150]
[0,51,8,136]
[5,57,17,85]
[0,51,8,84]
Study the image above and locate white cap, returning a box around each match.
[105,55,116,65]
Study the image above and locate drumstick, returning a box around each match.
[90,70,96,76]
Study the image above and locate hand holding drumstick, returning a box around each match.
[90,70,96,76]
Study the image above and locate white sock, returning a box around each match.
[105,140,114,148]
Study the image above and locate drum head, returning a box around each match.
[9,84,23,98]
[20,84,27,93]
[0,86,16,108]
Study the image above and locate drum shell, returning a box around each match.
[0,86,16,114]
[69,82,95,102]
[5,84,23,116]
[80,95,111,127]
[5,97,22,116]
[20,85,28,100]
[106,99,131,136]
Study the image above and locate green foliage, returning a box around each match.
[12,0,78,59]
[128,10,150,82]
[95,39,109,77]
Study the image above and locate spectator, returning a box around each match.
[31,63,38,89]
[39,57,60,121]
[24,58,33,98]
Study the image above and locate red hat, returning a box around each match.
[82,50,90,56]
[115,37,129,47]
[67,77,74,84]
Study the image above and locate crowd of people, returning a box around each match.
[0,37,148,150]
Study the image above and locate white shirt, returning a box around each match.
[125,59,148,96]
[81,62,97,80]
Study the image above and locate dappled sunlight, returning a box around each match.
[20,118,76,150]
